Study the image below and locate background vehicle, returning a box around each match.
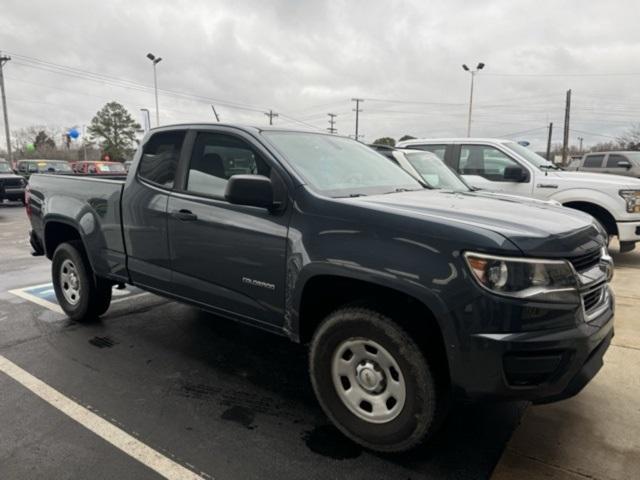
[27,124,614,453]
[16,159,73,180]
[397,138,640,252]
[72,161,127,175]
[573,151,640,178]
[0,160,27,203]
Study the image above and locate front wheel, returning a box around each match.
[52,241,112,322]
[309,307,447,453]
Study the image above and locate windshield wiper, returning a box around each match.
[334,193,369,198]
[540,164,563,171]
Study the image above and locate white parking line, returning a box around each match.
[0,355,207,480]
[8,287,64,314]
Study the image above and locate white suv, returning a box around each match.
[397,138,640,252]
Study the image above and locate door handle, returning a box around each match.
[171,209,198,221]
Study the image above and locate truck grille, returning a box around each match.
[583,288,603,312]
[568,249,601,272]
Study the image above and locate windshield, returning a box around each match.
[263,132,423,197]
[32,161,72,172]
[403,152,469,191]
[97,163,126,172]
[504,142,562,170]
[0,163,11,173]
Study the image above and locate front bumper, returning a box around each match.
[449,286,614,403]
[616,220,640,243]
[1,186,25,200]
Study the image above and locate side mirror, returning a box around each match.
[617,160,632,169]
[225,175,274,210]
[503,165,528,182]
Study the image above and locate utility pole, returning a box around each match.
[82,125,87,161]
[265,109,279,125]
[351,98,363,140]
[327,113,337,134]
[211,105,220,122]
[578,136,584,152]
[545,122,553,162]
[562,89,571,165]
[0,52,12,166]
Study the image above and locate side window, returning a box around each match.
[459,145,522,181]
[186,132,271,198]
[606,154,627,168]
[138,131,185,188]
[583,155,604,168]
[410,144,446,160]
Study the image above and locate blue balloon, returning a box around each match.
[68,128,80,139]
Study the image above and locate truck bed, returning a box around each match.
[27,173,127,280]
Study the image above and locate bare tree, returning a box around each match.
[617,123,640,150]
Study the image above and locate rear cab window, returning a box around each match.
[583,154,604,168]
[138,131,186,188]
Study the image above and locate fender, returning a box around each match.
[548,188,621,220]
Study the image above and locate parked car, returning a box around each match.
[27,124,614,453]
[72,161,127,175]
[572,151,640,178]
[16,159,73,180]
[397,138,640,252]
[0,160,27,203]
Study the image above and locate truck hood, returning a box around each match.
[546,170,640,189]
[348,189,603,257]
[0,173,22,179]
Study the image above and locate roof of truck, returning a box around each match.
[147,123,322,134]
[398,137,511,145]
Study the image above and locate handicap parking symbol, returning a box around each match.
[9,282,146,314]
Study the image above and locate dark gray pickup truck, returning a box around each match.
[27,124,615,452]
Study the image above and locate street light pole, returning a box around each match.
[462,62,485,137]
[146,53,162,127]
[0,52,12,165]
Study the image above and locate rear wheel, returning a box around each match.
[309,307,447,452]
[52,241,112,322]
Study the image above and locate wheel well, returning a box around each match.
[298,275,449,381]
[563,201,618,236]
[44,222,82,259]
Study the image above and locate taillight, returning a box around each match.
[25,184,32,218]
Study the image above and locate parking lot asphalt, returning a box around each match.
[0,202,526,479]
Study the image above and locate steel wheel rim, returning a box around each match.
[60,259,81,305]
[331,337,406,424]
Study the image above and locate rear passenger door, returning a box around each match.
[121,130,187,291]
[581,154,605,173]
[167,128,291,329]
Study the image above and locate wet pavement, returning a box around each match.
[0,202,525,479]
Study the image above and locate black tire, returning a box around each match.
[52,241,112,322]
[309,307,447,453]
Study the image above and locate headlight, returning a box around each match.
[464,252,579,303]
[619,189,640,213]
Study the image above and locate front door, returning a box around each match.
[167,130,290,329]
[455,144,533,196]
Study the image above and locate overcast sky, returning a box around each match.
[1,0,640,151]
